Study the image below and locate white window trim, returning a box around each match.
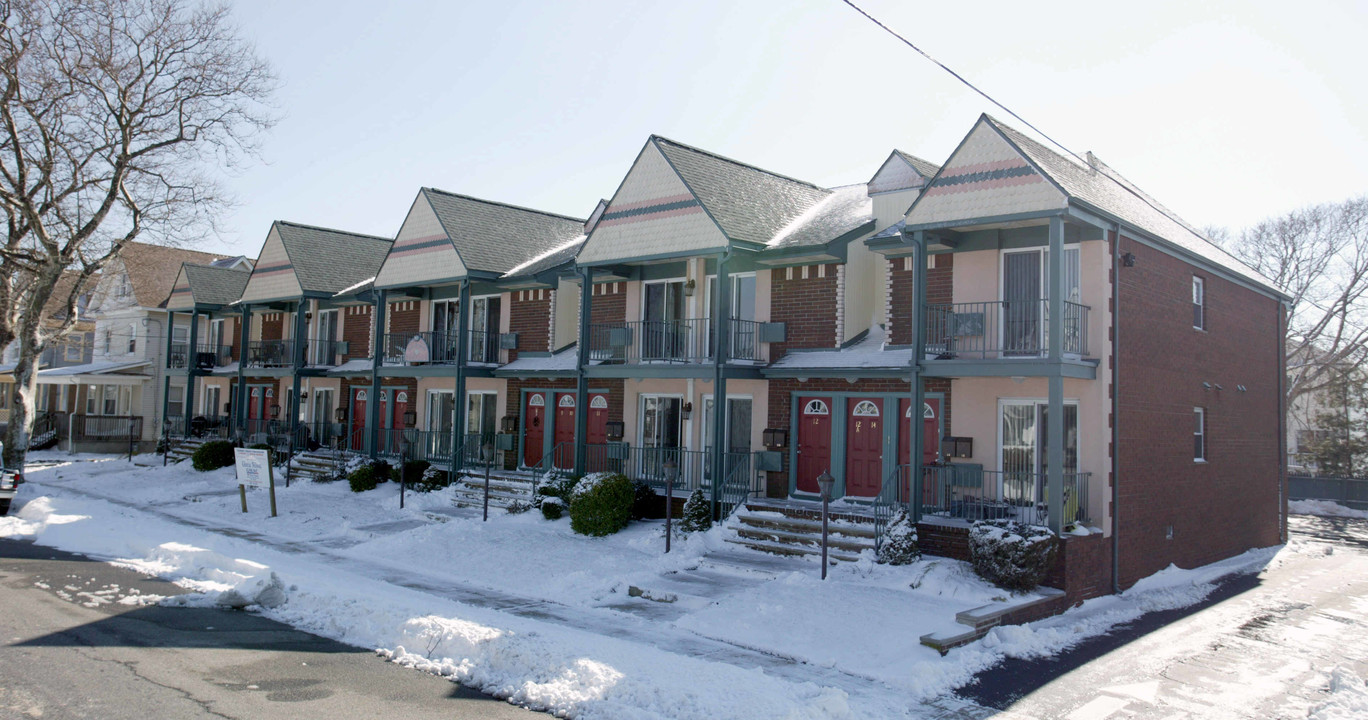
[637,393,684,449]
[700,393,754,453]
[995,397,1083,492]
[703,272,757,321]
[1192,276,1205,331]
[997,245,1082,355]
[640,277,688,321]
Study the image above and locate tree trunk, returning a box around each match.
[2,330,39,469]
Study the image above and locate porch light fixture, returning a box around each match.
[334,407,347,423]
[663,459,678,554]
[816,470,835,580]
[683,278,695,296]
[299,391,308,401]
[1121,252,1136,267]
[682,401,693,419]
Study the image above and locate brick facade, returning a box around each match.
[770,263,839,361]
[508,290,552,363]
[589,281,625,324]
[343,305,372,361]
[889,253,954,345]
[387,300,420,335]
[1115,233,1283,588]
[260,312,285,342]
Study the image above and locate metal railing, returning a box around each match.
[243,339,344,368]
[26,411,61,450]
[588,318,763,365]
[383,331,459,366]
[467,330,499,364]
[874,464,1090,548]
[72,415,142,442]
[168,343,233,370]
[923,300,1089,359]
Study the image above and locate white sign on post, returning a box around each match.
[234,448,272,488]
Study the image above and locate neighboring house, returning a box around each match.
[168,115,1286,606]
[0,271,97,431]
[41,241,247,451]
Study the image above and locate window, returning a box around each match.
[0,382,10,409]
[1193,277,1205,330]
[86,384,97,414]
[205,385,222,417]
[466,391,497,440]
[127,323,137,353]
[1194,407,1206,461]
[167,385,184,420]
[104,330,112,354]
[468,296,502,364]
[102,385,117,415]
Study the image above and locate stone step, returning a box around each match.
[732,526,874,554]
[734,513,879,539]
[722,537,862,563]
[742,502,878,525]
[919,588,1067,655]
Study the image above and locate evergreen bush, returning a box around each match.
[413,465,450,493]
[568,472,635,536]
[191,440,236,471]
[631,481,663,520]
[968,520,1057,591]
[391,459,430,486]
[541,496,565,520]
[348,460,391,493]
[876,509,921,565]
[679,488,712,533]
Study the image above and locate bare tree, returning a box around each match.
[0,0,274,466]
[1222,196,1368,405]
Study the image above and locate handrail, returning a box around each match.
[587,317,764,364]
[923,299,1090,359]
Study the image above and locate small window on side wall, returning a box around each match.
[1194,407,1206,462]
[1192,276,1205,330]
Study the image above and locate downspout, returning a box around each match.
[1111,222,1122,594]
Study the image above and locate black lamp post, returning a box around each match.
[399,409,416,509]
[481,441,495,521]
[817,469,835,580]
[663,458,678,553]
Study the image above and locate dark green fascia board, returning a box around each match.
[639,261,689,281]
[903,208,1066,234]
[577,245,729,268]
[762,366,910,379]
[920,358,1098,380]
[374,273,465,293]
[326,369,373,378]
[232,296,301,309]
[493,368,576,379]
[1067,198,1290,302]
[582,364,764,380]
[464,366,495,379]
[375,365,458,379]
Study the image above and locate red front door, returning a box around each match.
[523,392,546,467]
[248,387,262,421]
[795,396,832,494]
[587,393,609,472]
[845,399,883,497]
[899,398,941,466]
[351,389,368,451]
[554,393,576,469]
[391,391,409,453]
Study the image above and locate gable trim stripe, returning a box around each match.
[597,194,703,228]
[253,262,294,277]
[922,160,1042,197]
[388,236,452,257]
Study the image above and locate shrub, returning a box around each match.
[248,443,272,451]
[391,459,430,486]
[191,440,236,472]
[506,499,534,515]
[541,496,565,520]
[568,472,635,536]
[535,475,580,503]
[631,481,663,520]
[876,509,921,565]
[412,466,450,493]
[679,488,712,533]
[348,461,392,493]
[968,520,1058,592]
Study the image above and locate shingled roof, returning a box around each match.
[274,221,393,294]
[652,137,832,247]
[980,115,1278,293]
[116,242,229,308]
[178,263,251,307]
[421,188,585,275]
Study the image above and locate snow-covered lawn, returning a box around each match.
[0,452,1287,719]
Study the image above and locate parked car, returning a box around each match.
[0,442,21,516]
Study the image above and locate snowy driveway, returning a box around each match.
[941,514,1368,720]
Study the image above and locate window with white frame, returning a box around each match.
[1194,407,1206,461]
[1193,277,1205,330]
[127,323,137,353]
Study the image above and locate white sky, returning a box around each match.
[202,0,1368,257]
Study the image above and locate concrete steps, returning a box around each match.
[918,587,1067,654]
[164,437,207,464]
[450,470,540,509]
[719,502,879,563]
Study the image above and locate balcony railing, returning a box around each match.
[876,463,1090,533]
[243,339,345,369]
[588,318,763,365]
[168,343,233,370]
[923,300,1089,359]
[381,331,501,367]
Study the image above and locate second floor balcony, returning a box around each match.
[381,330,510,368]
[244,339,348,369]
[923,300,1089,360]
[588,318,766,365]
[168,342,233,370]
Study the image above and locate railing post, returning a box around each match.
[1046,216,1066,533]
[235,306,252,442]
[909,230,927,523]
[574,267,593,475]
[185,309,199,433]
[369,291,387,460]
[711,252,730,518]
[453,281,471,473]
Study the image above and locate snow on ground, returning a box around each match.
[1290,498,1368,520]
[0,452,1297,718]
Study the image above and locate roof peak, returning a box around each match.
[420,187,586,225]
[275,220,392,244]
[649,135,828,193]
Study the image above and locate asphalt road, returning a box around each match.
[0,537,538,719]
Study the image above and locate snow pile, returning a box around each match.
[1309,666,1368,720]
[0,495,90,538]
[1290,499,1368,520]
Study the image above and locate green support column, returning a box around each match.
[711,252,731,517]
[235,306,251,440]
[1046,216,1066,533]
[184,309,199,431]
[453,281,471,470]
[574,268,593,475]
[290,301,308,441]
[368,291,387,458]
[162,310,175,437]
[911,230,927,522]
